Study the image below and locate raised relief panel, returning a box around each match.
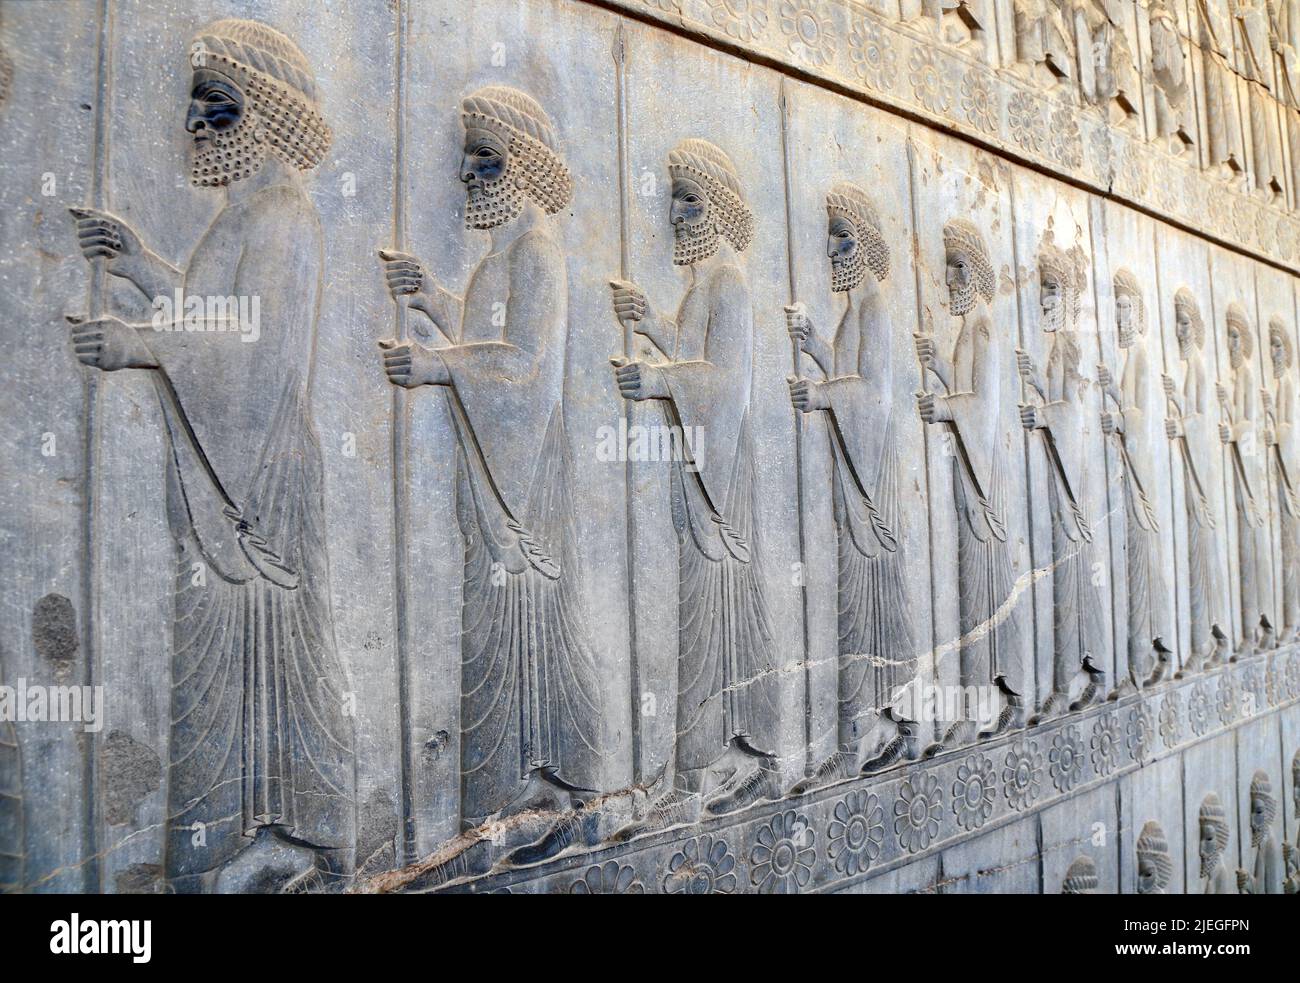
[1040,782,1118,892]
[1231,0,1286,202]
[1234,716,1286,891]
[606,25,801,826]
[1255,267,1297,638]
[396,0,628,869]
[778,83,932,789]
[909,128,1033,752]
[1181,733,1238,890]
[1208,246,1275,654]
[1092,200,1178,689]
[1156,227,1234,672]
[1144,0,1197,154]
[1194,0,1250,184]
[1120,754,1186,892]
[1010,171,1115,719]
[74,14,360,894]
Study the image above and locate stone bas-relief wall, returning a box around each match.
[1,0,1299,895]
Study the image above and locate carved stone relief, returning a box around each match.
[3,0,1300,896]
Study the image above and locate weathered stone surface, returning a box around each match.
[1,0,1299,895]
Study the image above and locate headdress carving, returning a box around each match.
[191,20,331,177]
[1112,267,1145,334]
[1250,770,1277,844]
[461,85,573,217]
[1174,287,1206,349]
[1268,318,1294,367]
[1199,793,1230,872]
[1136,821,1174,893]
[1226,302,1254,363]
[668,138,754,253]
[1062,855,1098,894]
[826,182,889,282]
[943,218,996,304]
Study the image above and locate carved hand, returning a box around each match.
[1215,382,1230,407]
[785,304,812,348]
[66,314,157,372]
[1261,388,1275,416]
[916,391,951,424]
[379,249,433,311]
[1236,869,1252,893]
[1019,402,1043,430]
[611,357,666,401]
[914,333,937,370]
[1219,421,1233,444]
[1264,426,1276,447]
[1162,373,1179,401]
[1101,410,1122,435]
[787,375,827,413]
[378,338,444,388]
[1166,416,1183,439]
[70,207,144,278]
[610,279,648,323]
[1096,363,1112,389]
[1015,348,1043,395]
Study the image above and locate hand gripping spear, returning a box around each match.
[778,78,815,777]
[611,22,644,787]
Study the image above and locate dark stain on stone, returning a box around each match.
[115,863,166,894]
[101,730,162,826]
[422,728,450,762]
[31,593,77,681]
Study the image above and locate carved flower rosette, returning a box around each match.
[1002,739,1043,812]
[828,789,885,877]
[895,772,943,853]
[664,834,738,894]
[1049,724,1084,793]
[750,810,815,894]
[952,753,996,832]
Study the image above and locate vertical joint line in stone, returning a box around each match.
[1150,232,1184,663]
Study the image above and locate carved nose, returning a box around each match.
[185,111,204,135]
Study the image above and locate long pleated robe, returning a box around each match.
[941,305,1022,698]
[1227,360,1270,645]
[659,259,778,773]
[819,290,915,748]
[1269,372,1299,633]
[158,185,353,884]
[435,225,602,825]
[1038,333,1105,693]
[1175,350,1218,661]
[1114,342,1163,679]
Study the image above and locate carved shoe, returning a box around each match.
[609,790,699,843]
[923,718,976,758]
[703,765,777,817]
[503,808,600,867]
[789,751,853,796]
[1145,638,1173,687]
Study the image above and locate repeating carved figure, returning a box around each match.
[1268,2,1300,209]
[1233,0,1285,200]
[1100,270,1167,691]
[1061,854,1099,892]
[1012,0,1076,89]
[609,138,779,834]
[1197,0,1248,184]
[377,86,604,864]
[1148,0,1195,155]
[1220,304,1273,653]
[1076,0,1140,128]
[784,184,919,791]
[1136,820,1174,893]
[1265,320,1300,640]
[67,20,354,892]
[916,219,1024,751]
[904,0,993,56]
[1237,769,1284,892]
[1018,237,1106,720]
[1198,792,1235,893]
[1164,289,1225,674]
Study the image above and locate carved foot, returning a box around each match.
[978,701,1024,741]
[703,763,777,817]
[1028,691,1068,727]
[609,790,700,844]
[502,808,601,867]
[923,718,976,758]
[789,750,854,796]
[1145,639,1173,687]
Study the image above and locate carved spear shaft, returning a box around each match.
[389,0,417,866]
[778,78,815,776]
[612,22,643,786]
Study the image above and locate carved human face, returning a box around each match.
[1136,853,1159,894]
[1250,790,1272,840]
[1198,817,1222,874]
[1039,270,1064,333]
[1271,329,1287,375]
[187,68,265,187]
[461,126,522,229]
[946,247,976,317]
[671,176,718,266]
[828,214,865,293]
[1115,293,1135,347]
[1227,321,1244,368]
[1175,305,1196,357]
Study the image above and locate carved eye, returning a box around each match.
[474,147,498,159]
